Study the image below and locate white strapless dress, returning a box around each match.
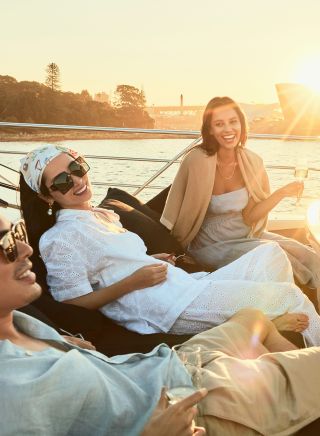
[188,188,320,289]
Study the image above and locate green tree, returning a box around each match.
[45,62,61,91]
[80,89,92,102]
[0,74,119,127]
[114,85,146,110]
[114,84,154,128]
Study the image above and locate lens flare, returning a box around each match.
[250,321,264,349]
[293,57,320,94]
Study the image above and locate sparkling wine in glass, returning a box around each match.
[294,166,308,205]
[166,385,198,405]
[166,345,202,430]
[166,344,201,404]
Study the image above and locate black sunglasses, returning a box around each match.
[49,157,90,195]
[0,220,28,263]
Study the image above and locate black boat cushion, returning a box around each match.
[103,187,161,221]
[146,185,171,215]
[99,197,183,255]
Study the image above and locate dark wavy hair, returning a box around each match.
[19,173,61,261]
[199,96,248,156]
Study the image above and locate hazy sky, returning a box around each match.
[2,0,320,105]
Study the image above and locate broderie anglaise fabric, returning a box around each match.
[171,243,320,346]
[40,209,320,343]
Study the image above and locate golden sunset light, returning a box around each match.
[293,57,320,94]
[3,3,320,435]
[2,0,320,106]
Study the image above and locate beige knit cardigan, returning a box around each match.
[160,146,270,248]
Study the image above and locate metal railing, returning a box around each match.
[1,122,320,208]
[1,121,320,141]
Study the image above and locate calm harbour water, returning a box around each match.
[1,137,320,222]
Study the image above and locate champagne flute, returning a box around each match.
[166,344,202,431]
[166,344,201,405]
[294,165,308,206]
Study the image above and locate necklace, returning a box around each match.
[216,159,237,180]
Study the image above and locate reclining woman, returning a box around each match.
[160,96,320,291]
[19,145,320,344]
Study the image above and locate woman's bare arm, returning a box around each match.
[65,263,168,310]
[242,171,303,226]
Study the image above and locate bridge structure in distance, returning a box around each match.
[145,105,205,116]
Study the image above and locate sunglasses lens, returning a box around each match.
[51,172,74,194]
[0,221,29,262]
[69,157,90,177]
[49,157,89,195]
[1,232,17,262]
[13,221,28,243]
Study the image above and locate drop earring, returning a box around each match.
[47,202,53,216]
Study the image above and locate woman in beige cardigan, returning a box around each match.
[161,96,320,292]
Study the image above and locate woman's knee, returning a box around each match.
[230,308,266,323]
[264,242,292,271]
[263,241,285,257]
[229,308,272,333]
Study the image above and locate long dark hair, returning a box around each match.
[200,96,248,156]
[19,174,61,260]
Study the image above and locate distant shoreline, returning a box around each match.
[0,130,198,142]
[0,126,313,142]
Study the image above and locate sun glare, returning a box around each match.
[294,58,320,94]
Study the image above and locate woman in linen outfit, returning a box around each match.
[19,145,320,343]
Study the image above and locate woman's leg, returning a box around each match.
[204,243,309,333]
[170,279,320,345]
[206,243,310,333]
[183,308,297,357]
[207,242,294,283]
[228,308,298,352]
[190,310,320,435]
[261,230,320,288]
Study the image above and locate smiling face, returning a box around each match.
[41,153,93,210]
[0,216,41,315]
[210,105,242,150]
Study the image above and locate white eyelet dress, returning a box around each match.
[40,208,320,345]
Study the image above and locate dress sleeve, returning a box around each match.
[39,229,94,302]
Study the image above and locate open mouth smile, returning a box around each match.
[222,134,236,141]
[74,185,88,196]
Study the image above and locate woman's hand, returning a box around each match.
[152,253,176,265]
[65,263,168,310]
[141,387,207,436]
[130,264,168,289]
[243,179,304,227]
[278,181,304,198]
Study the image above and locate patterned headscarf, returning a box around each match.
[20,145,79,193]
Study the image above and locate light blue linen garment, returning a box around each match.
[0,312,192,436]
